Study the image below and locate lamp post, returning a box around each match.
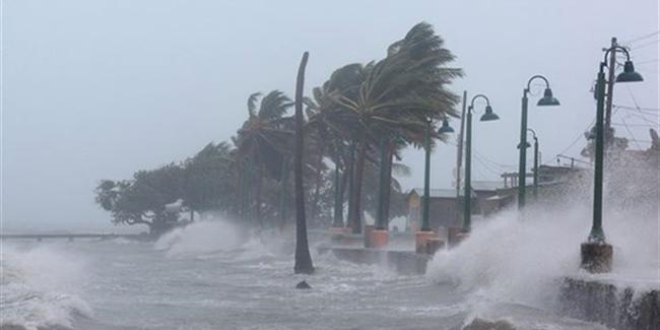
[518,75,560,209]
[463,94,500,233]
[415,118,454,253]
[581,43,643,273]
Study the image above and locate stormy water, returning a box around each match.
[2,201,657,330]
[2,157,659,330]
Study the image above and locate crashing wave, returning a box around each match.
[1,244,92,330]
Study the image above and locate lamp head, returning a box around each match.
[616,61,644,82]
[537,88,560,106]
[480,105,500,121]
[437,118,455,134]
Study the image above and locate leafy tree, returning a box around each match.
[95,164,185,235]
[233,90,294,226]
[327,22,463,233]
[182,142,234,218]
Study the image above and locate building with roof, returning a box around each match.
[406,180,506,235]
[405,164,590,236]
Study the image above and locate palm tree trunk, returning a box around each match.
[382,141,394,228]
[278,158,289,231]
[310,143,326,224]
[256,163,263,229]
[332,155,343,227]
[239,162,249,220]
[375,136,387,229]
[294,52,314,274]
[350,135,367,234]
[345,141,356,230]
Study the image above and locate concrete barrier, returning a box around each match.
[560,277,659,330]
[317,246,430,275]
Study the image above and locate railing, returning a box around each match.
[0,233,143,241]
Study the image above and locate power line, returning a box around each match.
[626,112,660,125]
[556,116,597,157]
[472,153,503,177]
[472,148,516,169]
[614,105,660,112]
[624,87,660,125]
[612,122,660,128]
[635,58,660,65]
[630,39,660,50]
[622,30,660,45]
[620,118,642,149]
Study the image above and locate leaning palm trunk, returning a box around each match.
[278,158,290,231]
[255,164,264,229]
[294,52,314,274]
[310,143,326,224]
[345,141,356,229]
[332,155,344,227]
[382,142,394,227]
[349,135,367,234]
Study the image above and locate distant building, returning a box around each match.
[406,181,506,234]
[406,165,590,235]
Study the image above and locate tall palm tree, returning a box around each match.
[182,142,234,218]
[294,52,314,274]
[233,90,294,227]
[330,22,463,233]
[304,63,373,230]
[304,66,361,225]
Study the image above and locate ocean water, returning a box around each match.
[1,208,656,330]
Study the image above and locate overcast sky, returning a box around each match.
[2,0,658,231]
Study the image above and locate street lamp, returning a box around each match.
[581,44,643,273]
[518,75,560,209]
[421,119,455,231]
[416,118,454,253]
[463,94,499,233]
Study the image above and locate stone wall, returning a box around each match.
[560,277,659,330]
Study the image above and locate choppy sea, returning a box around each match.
[2,206,657,329]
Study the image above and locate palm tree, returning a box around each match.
[294,52,314,274]
[233,90,294,227]
[182,142,234,219]
[330,22,463,233]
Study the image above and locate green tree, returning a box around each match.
[182,142,234,219]
[329,22,463,233]
[95,164,186,236]
[233,90,294,227]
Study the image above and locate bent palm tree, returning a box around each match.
[233,90,294,227]
[331,22,463,233]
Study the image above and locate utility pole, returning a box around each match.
[455,91,467,226]
[604,37,617,137]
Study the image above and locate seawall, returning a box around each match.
[316,246,430,275]
[560,277,659,330]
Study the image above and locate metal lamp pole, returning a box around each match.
[463,94,499,233]
[518,75,560,209]
[588,46,643,243]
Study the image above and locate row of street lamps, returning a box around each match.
[420,75,557,234]
[418,45,643,249]
[357,38,644,271]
